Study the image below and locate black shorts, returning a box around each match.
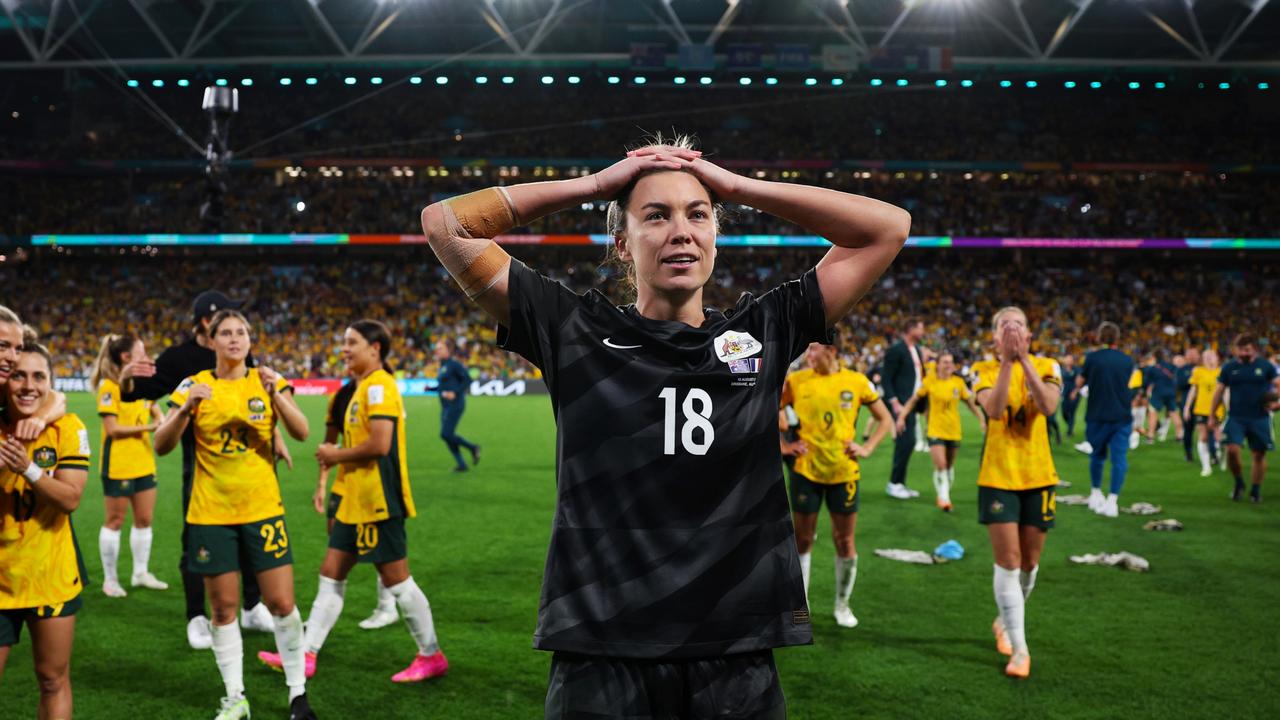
[102,474,157,498]
[0,594,82,647]
[977,486,1056,530]
[927,438,960,450]
[328,517,408,564]
[789,472,858,515]
[187,516,294,576]
[326,492,343,522]
[545,650,785,720]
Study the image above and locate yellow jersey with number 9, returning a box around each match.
[782,368,880,485]
[0,414,91,609]
[170,369,290,525]
[97,378,157,480]
[337,369,414,524]
[973,356,1061,491]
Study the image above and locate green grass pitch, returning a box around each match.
[4,394,1278,718]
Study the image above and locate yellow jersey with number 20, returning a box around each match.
[170,369,290,525]
[337,369,415,524]
[973,356,1062,491]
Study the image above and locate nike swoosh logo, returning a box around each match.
[603,338,642,350]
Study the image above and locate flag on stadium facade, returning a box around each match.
[678,44,716,70]
[775,44,811,70]
[630,42,667,69]
[726,43,764,70]
[821,44,859,71]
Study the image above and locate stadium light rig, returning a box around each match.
[199,85,238,229]
[436,76,448,85]
[306,77,318,85]
[475,76,488,84]
[699,76,712,85]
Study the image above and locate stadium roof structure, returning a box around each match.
[1,0,1277,71]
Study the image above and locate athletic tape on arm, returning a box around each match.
[426,188,516,298]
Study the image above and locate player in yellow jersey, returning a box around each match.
[88,333,168,598]
[781,341,893,628]
[0,343,90,719]
[262,319,447,683]
[0,306,68,441]
[972,306,1062,680]
[153,310,315,720]
[312,372,399,630]
[1184,349,1225,476]
[895,352,985,512]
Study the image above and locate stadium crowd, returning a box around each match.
[5,246,1276,381]
[5,168,1278,237]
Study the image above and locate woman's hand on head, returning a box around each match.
[592,149,698,200]
[629,147,741,199]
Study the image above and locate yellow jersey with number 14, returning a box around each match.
[782,368,880,485]
[170,369,290,525]
[337,369,414,524]
[97,378,157,480]
[0,414,91,609]
[917,374,971,442]
[973,356,1062,491]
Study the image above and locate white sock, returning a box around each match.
[993,565,1027,655]
[946,467,956,496]
[211,621,245,699]
[932,469,945,500]
[834,555,857,608]
[1198,441,1211,472]
[272,607,307,702]
[99,527,121,586]
[304,576,346,655]
[130,526,152,578]
[798,551,812,601]
[388,577,439,656]
[915,423,926,446]
[1019,565,1038,601]
[376,576,396,612]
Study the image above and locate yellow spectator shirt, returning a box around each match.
[973,356,1062,491]
[782,368,880,485]
[170,369,290,525]
[97,378,156,480]
[336,369,415,524]
[916,374,972,442]
[0,415,91,609]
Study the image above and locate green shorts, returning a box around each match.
[187,515,294,576]
[102,474,157,498]
[789,472,859,515]
[928,438,960,450]
[978,486,1056,530]
[328,517,408,564]
[0,594,82,647]
[326,492,343,522]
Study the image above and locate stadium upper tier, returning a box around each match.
[2,78,1277,164]
[4,246,1276,381]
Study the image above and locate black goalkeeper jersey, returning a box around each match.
[498,259,831,659]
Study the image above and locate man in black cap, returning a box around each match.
[121,290,287,649]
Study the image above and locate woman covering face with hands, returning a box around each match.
[970,307,1063,681]
[153,309,315,720]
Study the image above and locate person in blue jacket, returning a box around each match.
[434,339,480,472]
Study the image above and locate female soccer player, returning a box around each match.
[972,306,1062,680]
[0,306,68,440]
[262,320,444,683]
[782,341,893,628]
[89,333,168,598]
[0,342,90,719]
[312,373,398,630]
[1185,349,1224,477]
[895,351,985,512]
[420,136,910,716]
[153,310,314,720]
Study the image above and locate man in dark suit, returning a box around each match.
[883,318,925,499]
